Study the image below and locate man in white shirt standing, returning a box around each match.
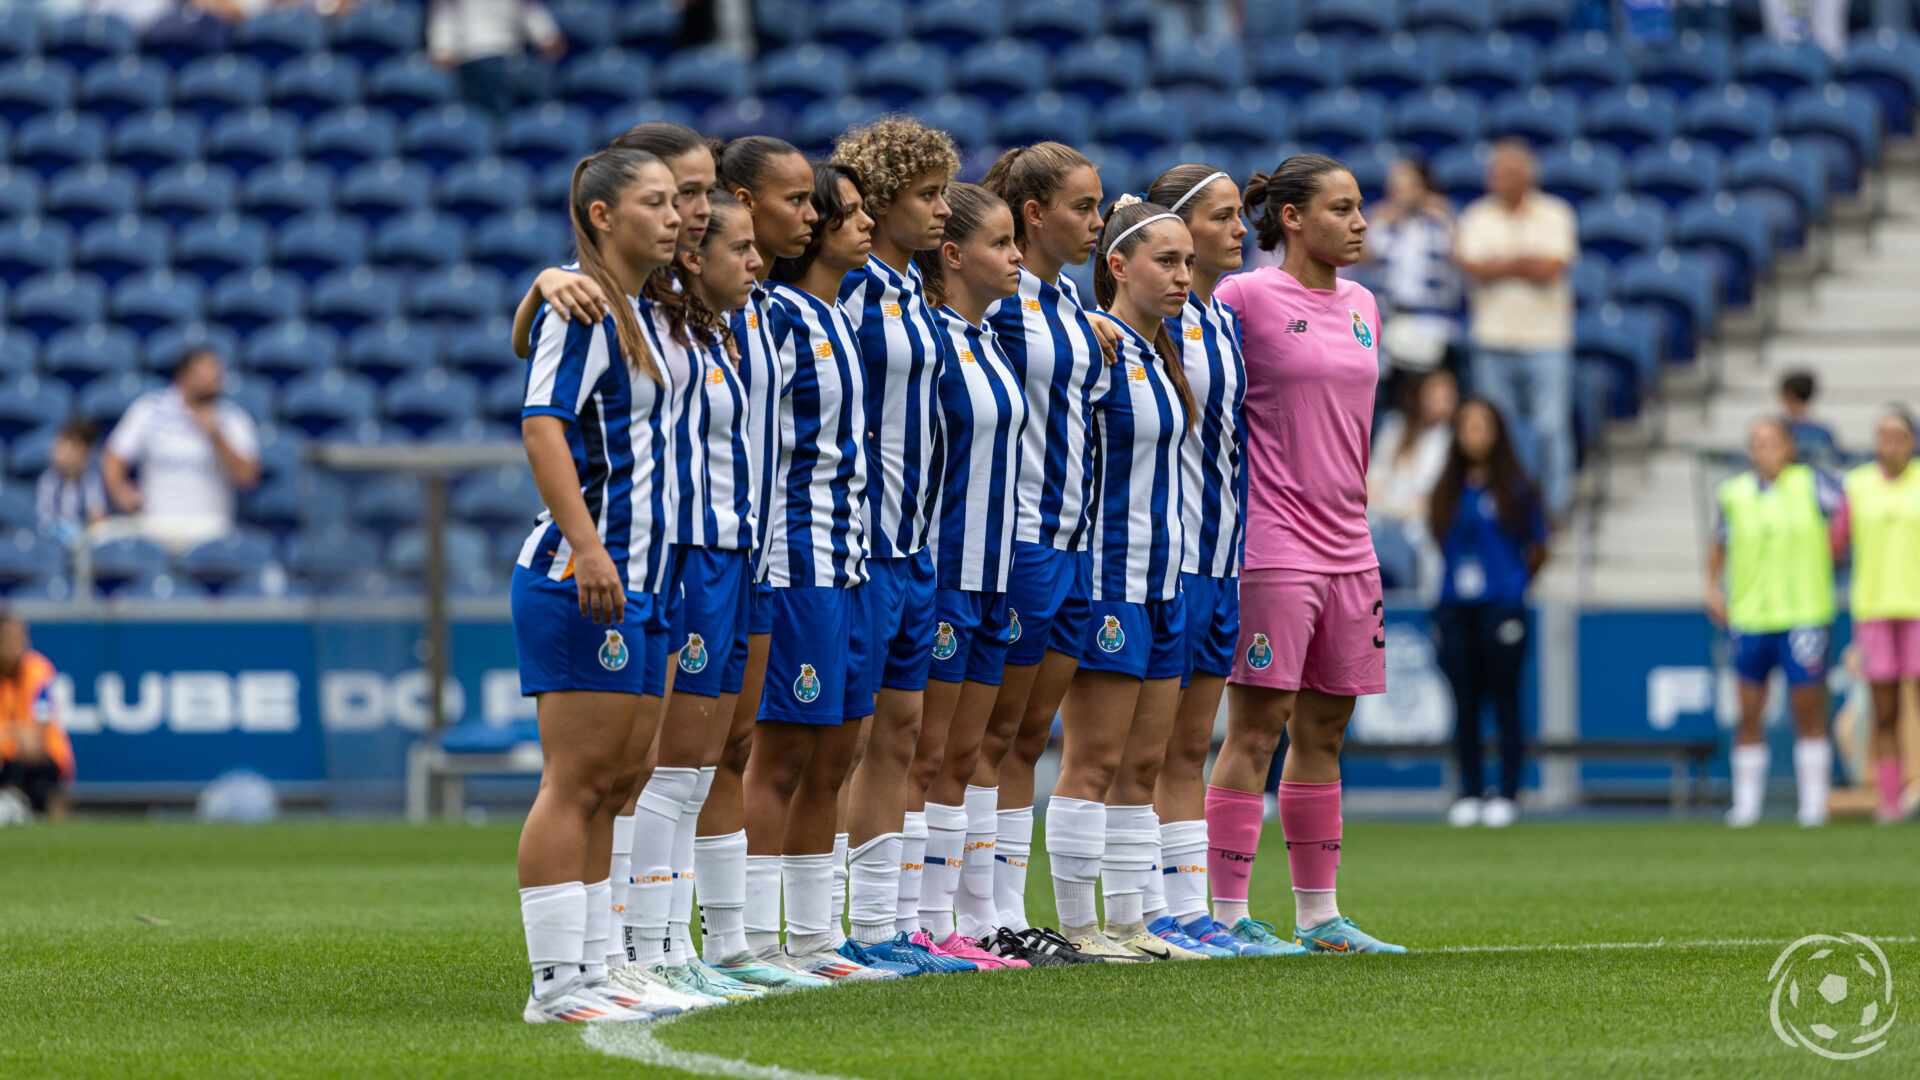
[102,347,261,553]
[1456,139,1578,521]
[427,0,568,118]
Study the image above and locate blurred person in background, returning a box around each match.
[1762,0,1847,58]
[1153,0,1238,55]
[102,347,261,554]
[1427,400,1548,829]
[1839,407,1919,823]
[673,0,755,56]
[1778,369,1840,467]
[1456,140,1577,523]
[1706,417,1842,828]
[428,0,567,118]
[1367,159,1461,383]
[1367,369,1457,593]
[36,420,109,548]
[0,612,73,821]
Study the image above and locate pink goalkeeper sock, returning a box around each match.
[1204,785,1264,903]
[1278,781,1342,893]
[1879,759,1903,816]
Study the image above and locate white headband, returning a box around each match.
[1105,212,1182,257]
[1168,171,1230,213]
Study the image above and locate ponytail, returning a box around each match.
[1093,195,1197,432]
[570,148,663,383]
[1245,153,1347,253]
[981,141,1094,249]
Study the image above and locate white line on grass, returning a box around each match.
[581,936,1920,1078]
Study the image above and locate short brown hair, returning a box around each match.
[832,115,958,218]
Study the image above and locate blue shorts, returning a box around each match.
[1003,541,1091,667]
[929,589,1014,686]
[748,579,774,634]
[643,592,672,696]
[867,550,938,692]
[1731,626,1830,687]
[1180,571,1239,686]
[511,564,667,697]
[1079,592,1188,681]
[759,585,874,725]
[666,546,752,698]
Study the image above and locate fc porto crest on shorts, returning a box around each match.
[1007,608,1020,643]
[1246,632,1273,670]
[1097,615,1126,653]
[679,633,709,674]
[598,629,630,671]
[931,621,957,661]
[1349,309,1373,349]
[793,663,821,703]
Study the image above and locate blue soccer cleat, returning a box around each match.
[1148,915,1235,958]
[1294,916,1407,954]
[1228,917,1307,954]
[1183,915,1305,957]
[836,936,926,977]
[858,931,977,974]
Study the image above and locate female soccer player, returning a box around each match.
[826,118,976,975]
[1047,195,1200,962]
[1135,164,1283,959]
[1842,407,1919,823]
[513,147,684,1022]
[1206,154,1406,954]
[1707,417,1843,828]
[971,143,1117,937]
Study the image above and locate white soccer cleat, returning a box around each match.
[1446,798,1483,828]
[606,963,717,1011]
[1480,797,1518,829]
[1724,806,1760,828]
[523,982,666,1024]
[649,963,734,1008]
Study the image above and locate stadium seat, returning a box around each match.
[453,465,543,530]
[0,217,72,287]
[1736,38,1829,101]
[350,473,423,528]
[383,368,480,435]
[245,319,340,384]
[1349,34,1440,101]
[1010,0,1103,54]
[1405,0,1493,37]
[857,41,951,111]
[241,471,310,536]
[0,374,73,437]
[140,7,230,68]
[1252,34,1347,100]
[815,0,903,57]
[561,48,656,114]
[1304,0,1397,39]
[1727,136,1829,220]
[549,0,616,51]
[273,212,366,282]
[1578,192,1670,265]
[755,44,852,114]
[45,164,139,229]
[0,168,43,222]
[486,371,529,423]
[1537,139,1623,208]
[658,47,753,113]
[371,211,465,272]
[699,96,793,144]
[1675,192,1772,306]
[1195,88,1288,154]
[1576,301,1662,407]
[208,108,302,176]
[1294,88,1387,155]
[1390,87,1482,157]
[1841,27,1920,135]
[338,159,433,226]
[89,535,171,594]
[411,263,506,326]
[795,96,884,155]
[209,268,306,338]
[242,161,333,226]
[45,13,135,69]
[955,39,1050,107]
[364,55,454,117]
[1782,84,1882,186]
[0,485,34,531]
[1582,84,1679,156]
[146,162,238,227]
[438,157,535,225]
[110,110,205,176]
[78,55,169,124]
[44,324,139,388]
[914,0,1007,56]
[177,530,280,592]
[1443,35,1540,101]
[1154,38,1248,96]
[285,523,382,586]
[1627,139,1723,209]
[1615,247,1718,362]
[388,522,490,577]
[144,321,239,376]
[1054,37,1147,107]
[1541,31,1633,97]
[268,52,362,120]
[1485,86,1581,148]
[499,102,597,171]
[1494,0,1571,46]
[0,12,40,65]
[12,271,105,339]
[0,58,75,127]
[306,107,398,173]
[443,318,517,381]
[224,374,276,424]
[1103,0,1157,44]
[345,318,440,383]
[175,54,268,120]
[0,531,66,591]
[1682,83,1776,154]
[998,92,1093,149]
[282,369,377,437]
[615,0,683,61]
[16,111,108,177]
[909,95,994,152]
[175,214,268,284]
[1569,258,1611,310]
[402,104,497,172]
[221,564,306,598]
[532,158,578,207]
[1635,33,1732,101]
[233,7,327,69]
[1430,142,1488,203]
[117,572,211,601]
[329,2,423,68]
[74,214,169,284]
[1097,90,1191,158]
[310,266,404,335]
[77,370,160,423]
[112,269,207,338]
[471,211,565,278]
[590,101,694,150]
[0,332,34,380]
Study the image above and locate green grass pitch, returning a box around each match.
[2,819,1915,1079]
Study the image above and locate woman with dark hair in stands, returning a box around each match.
[1427,398,1549,831]
[1205,153,1405,955]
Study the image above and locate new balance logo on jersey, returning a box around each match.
[1284,319,1309,333]
[745,313,760,330]
[1022,299,1042,312]
[881,301,903,317]
[1126,364,1148,382]
[706,368,725,385]
[1183,325,1204,340]
[957,349,976,363]
[813,342,834,360]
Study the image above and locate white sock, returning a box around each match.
[920,802,967,940]
[581,879,611,984]
[1214,899,1249,926]
[695,829,748,960]
[830,831,850,946]
[1100,804,1155,932]
[1794,736,1831,825]
[1046,797,1106,931]
[783,851,837,955]
[1159,818,1211,924]
[956,785,1000,938]
[1731,742,1771,821]
[608,815,635,967]
[627,766,699,968]
[994,805,1033,932]
[847,832,903,944]
[521,880,585,1000]
[667,767,713,967]
[1294,889,1339,930]
[1140,809,1168,924]
[744,854,783,955]
[896,810,927,934]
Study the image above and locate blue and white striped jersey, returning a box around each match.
[1086,316,1187,604]
[757,281,870,589]
[985,267,1109,553]
[517,299,675,594]
[840,254,941,559]
[730,285,781,573]
[926,306,1028,593]
[643,305,756,551]
[1171,292,1245,578]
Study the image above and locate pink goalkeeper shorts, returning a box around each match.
[1856,618,1920,683]
[1229,567,1386,697]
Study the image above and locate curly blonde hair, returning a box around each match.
[832,115,960,218]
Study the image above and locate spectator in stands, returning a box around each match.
[1428,399,1549,830]
[1762,0,1846,58]
[1456,139,1578,522]
[675,0,756,56]
[1779,369,1841,467]
[1367,158,1461,380]
[1368,369,1458,592]
[102,347,261,553]
[0,612,73,821]
[35,420,109,548]
[1153,0,1237,55]
[428,0,567,118]
[190,0,353,20]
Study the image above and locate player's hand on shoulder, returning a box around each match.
[539,268,612,324]
[1090,313,1122,364]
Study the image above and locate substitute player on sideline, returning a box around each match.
[1206,154,1406,954]
[1840,407,1918,823]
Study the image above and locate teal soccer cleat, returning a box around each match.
[1294,916,1407,954]
[1186,916,1305,956]
[1228,917,1308,954]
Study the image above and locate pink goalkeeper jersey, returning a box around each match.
[1214,267,1380,574]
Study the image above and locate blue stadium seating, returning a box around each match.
[1486,86,1581,148]
[1842,27,1920,135]
[1407,0,1492,38]
[0,531,65,590]
[364,55,454,117]
[373,211,464,271]
[472,211,565,278]
[246,319,340,384]
[233,8,327,70]
[1683,83,1776,154]
[46,13,135,70]
[176,214,269,283]
[1616,247,1718,362]
[114,269,207,338]
[858,42,951,110]
[1295,88,1387,154]
[1252,35,1347,100]
[1628,139,1723,208]
[208,107,302,176]
[1782,84,1882,188]
[80,55,170,123]
[330,3,421,69]
[1443,35,1539,100]
[1000,93,1093,149]
[1430,141,1488,202]
[145,321,239,375]
[0,12,41,65]
[310,266,403,335]
[0,167,42,220]
[1350,34,1439,101]
[1541,31,1633,97]
[1054,37,1148,107]
[795,96,882,154]
[1736,38,1829,101]
[0,485,35,530]
[339,158,432,225]
[346,319,440,383]
[112,110,206,176]
[0,217,71,286]
[403,105,497,171]
[281,368,377,437]
[46,164,140,229]
[270,52,361,120]
[74,215,168,283]
[438,157,534,224]
[242,160,332,225]
[1636,34,1732,100]
[1537,139,1622,206]
[561,48,656,114]
[209,267,304,338]
[179,528,280,591]
[78,371,159,424]
[1155,38,1248,96]
[146,162,238,226]
[176,54,267,120]
[45,324,139,388]
[412,264,505,327]
[13,271,105,339]
[1583,84,1680,156]
[1305,0,1396,41]
[914,0,1006,57]
[956,39,1050,106]
[0,374,74,437]
[1577,192,1670,265]
[659,47,753,113]
[0,58,75,127]
[17,111,108,176]
[384,368,481,436]
[1675,192,1772,305]
[307,107,398,172]
[89,535,171,593]
[1728,136,1829,220]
